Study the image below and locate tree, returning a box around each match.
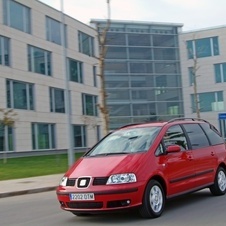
[0,108,17,163]
[190,54,201,119]
[186,35,201,119]
[96,0,111,136]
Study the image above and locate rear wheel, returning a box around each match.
[210,167,226,196]
[139,180,165,218]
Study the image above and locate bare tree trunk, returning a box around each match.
[192,56,200,119]
[97,0,111,136]
[186,36,201,119]
[3,126,8,164]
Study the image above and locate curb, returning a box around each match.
[0,186,57,199]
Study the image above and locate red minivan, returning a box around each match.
[56,118,226,218]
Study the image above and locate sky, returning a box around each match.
[39,0,226,31]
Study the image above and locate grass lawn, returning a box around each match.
[0,153,84,181]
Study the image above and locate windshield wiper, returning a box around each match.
[90,152,130,157]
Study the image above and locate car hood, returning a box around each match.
[66,153,144,178]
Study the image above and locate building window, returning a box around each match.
[96,125,101,142]
[188,67,194,86]
[67,58,83,83]
[32,123,55,150]
[191,91,224,113]
[28,45,51,76]
[214,63,226,83]
[78,31,94,56]
[3,0,31,33]
[93,66,97,87]
[6,79,34,110]
[186,37,219,59]
[46,16,67,46]
[50,87,65,113]
[82,94,98,116]
[0,125,14,151]
[0,35,10,66]
[73,125,87,148]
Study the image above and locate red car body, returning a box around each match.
[56,118,226,218]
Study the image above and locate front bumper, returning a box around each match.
[56,182,145,214]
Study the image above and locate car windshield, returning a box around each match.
[86,126,161,157]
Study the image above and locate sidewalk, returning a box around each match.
[0,174,63,198]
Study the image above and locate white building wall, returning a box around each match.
[179,26,226,128]
[0,0,102,152]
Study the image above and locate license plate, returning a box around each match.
[69,193,95,201]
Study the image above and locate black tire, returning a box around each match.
[210,167,226,196]
[139,180,165,218]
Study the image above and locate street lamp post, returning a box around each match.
[60,0,74,167]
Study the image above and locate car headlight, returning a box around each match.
[59,176,68,186]
[107,173,137,184]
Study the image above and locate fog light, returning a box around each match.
[121,200,131,206]
[59,201,66,207]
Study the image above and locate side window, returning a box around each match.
[183,124,209,149]
[200,123,224,145]
[163,125,188,151]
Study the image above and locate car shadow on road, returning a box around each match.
[65,189,218,224]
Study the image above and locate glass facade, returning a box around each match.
[94,21,184,129]
[3,0,31,33]
[0,35,10,66]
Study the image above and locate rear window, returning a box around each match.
[183,124,209,149]
[200,123,224,145]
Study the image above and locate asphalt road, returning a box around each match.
[1,189,226,226]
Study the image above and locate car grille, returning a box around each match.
[66,177,108,186]
[93,177,108,185]
[66,179,76,186]
[67,202,103,209]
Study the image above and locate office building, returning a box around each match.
[179,26,226,137]
[0,0,101,152]
[91,19,184,130]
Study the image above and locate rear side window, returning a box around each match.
[200,123,224,145]
[183,124,209,149]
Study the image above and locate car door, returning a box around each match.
[182,123,217,188]
[158,125,196,197]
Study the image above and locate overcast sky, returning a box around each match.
[39,0,226,31]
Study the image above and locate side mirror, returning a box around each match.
[166,145,181,153]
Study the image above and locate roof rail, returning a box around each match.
[167,117,209,123]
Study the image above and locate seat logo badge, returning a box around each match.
[80,179,86,186]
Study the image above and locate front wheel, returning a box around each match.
[210,167,226,196]
[139,180,165,218]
